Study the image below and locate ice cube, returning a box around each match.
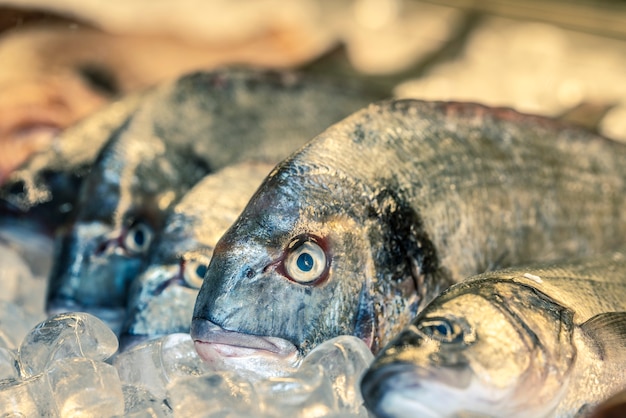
[0,300,40,350]
[0,347,19,380]
[117,384,172,417]
[254,336,373,417]
[257,364,336,418]
[18,312,119,377]
[292,336,373,415]
[166,371,260,418]
[114,333,210,399]
[47,357,124,417]
[0,373,55,416]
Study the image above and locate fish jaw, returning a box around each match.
[361,361,525,418]
[361,362,461,418]
[191,318,300,378]
[122,263,197,342]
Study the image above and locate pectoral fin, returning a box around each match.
[580,312,626,361]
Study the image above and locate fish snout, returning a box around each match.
[190,318,300,377]
[361,362,424,418]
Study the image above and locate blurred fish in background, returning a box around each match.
[121,161,273,350]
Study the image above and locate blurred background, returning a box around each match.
[0,0,625,179]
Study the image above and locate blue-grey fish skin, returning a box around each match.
[192,99,626,362]
[45,68,381,332]
[120,161,273,349]
[361,251,626,418]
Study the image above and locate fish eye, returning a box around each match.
[282,235,329,285]
[419,317,465,344]
[124,222,153,254]
[183,260,209,289]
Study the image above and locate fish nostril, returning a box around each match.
[245,268,256,279]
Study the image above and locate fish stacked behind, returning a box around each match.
[0,90,149,231]
[191,99,626,375]
[0,68,381,333]
[361,251,626,418]
[121,161,274,349]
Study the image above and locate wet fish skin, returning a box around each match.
[120,161,273,349]
[361,252,626,418]
[192,99,626,368]
[46,68,381,332]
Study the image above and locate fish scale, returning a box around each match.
[471,260,626,321]
[191,99,626,371]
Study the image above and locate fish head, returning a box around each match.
[192,162,379,375]
[361,279,576,418]
[46,214,157,333]
[120,251,211,351]
[45,113,205,333]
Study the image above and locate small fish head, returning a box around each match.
[362,279,575,417]
[46,218,156,333]
[121,252,211,350]
[192,166,375,373]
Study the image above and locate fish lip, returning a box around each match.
[362,362,434,418]
[190,318,298,358]
[361,362,421,401]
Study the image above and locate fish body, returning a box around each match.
[45,68,381,332]
[191,99,626,372]
[361,251,626,418]
[121,161,273,349]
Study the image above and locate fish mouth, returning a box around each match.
[361,362,420,404]
[191,318,298,357]
[361,363,440,418]
[190,318,300,376]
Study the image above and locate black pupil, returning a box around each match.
[434,323,450,336]
[195,264,208,278]
[297,252,314,272]
[133,228,145,246]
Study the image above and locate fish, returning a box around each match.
[191,99,626,374]
[120,161,273,349]
[0,90,147,232]
[360,251,626,418]
[45,68,381,333]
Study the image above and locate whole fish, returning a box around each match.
[120,161,273,349]
[46,68,381,333]
[191,99,626,373]
[360,252,626,418]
